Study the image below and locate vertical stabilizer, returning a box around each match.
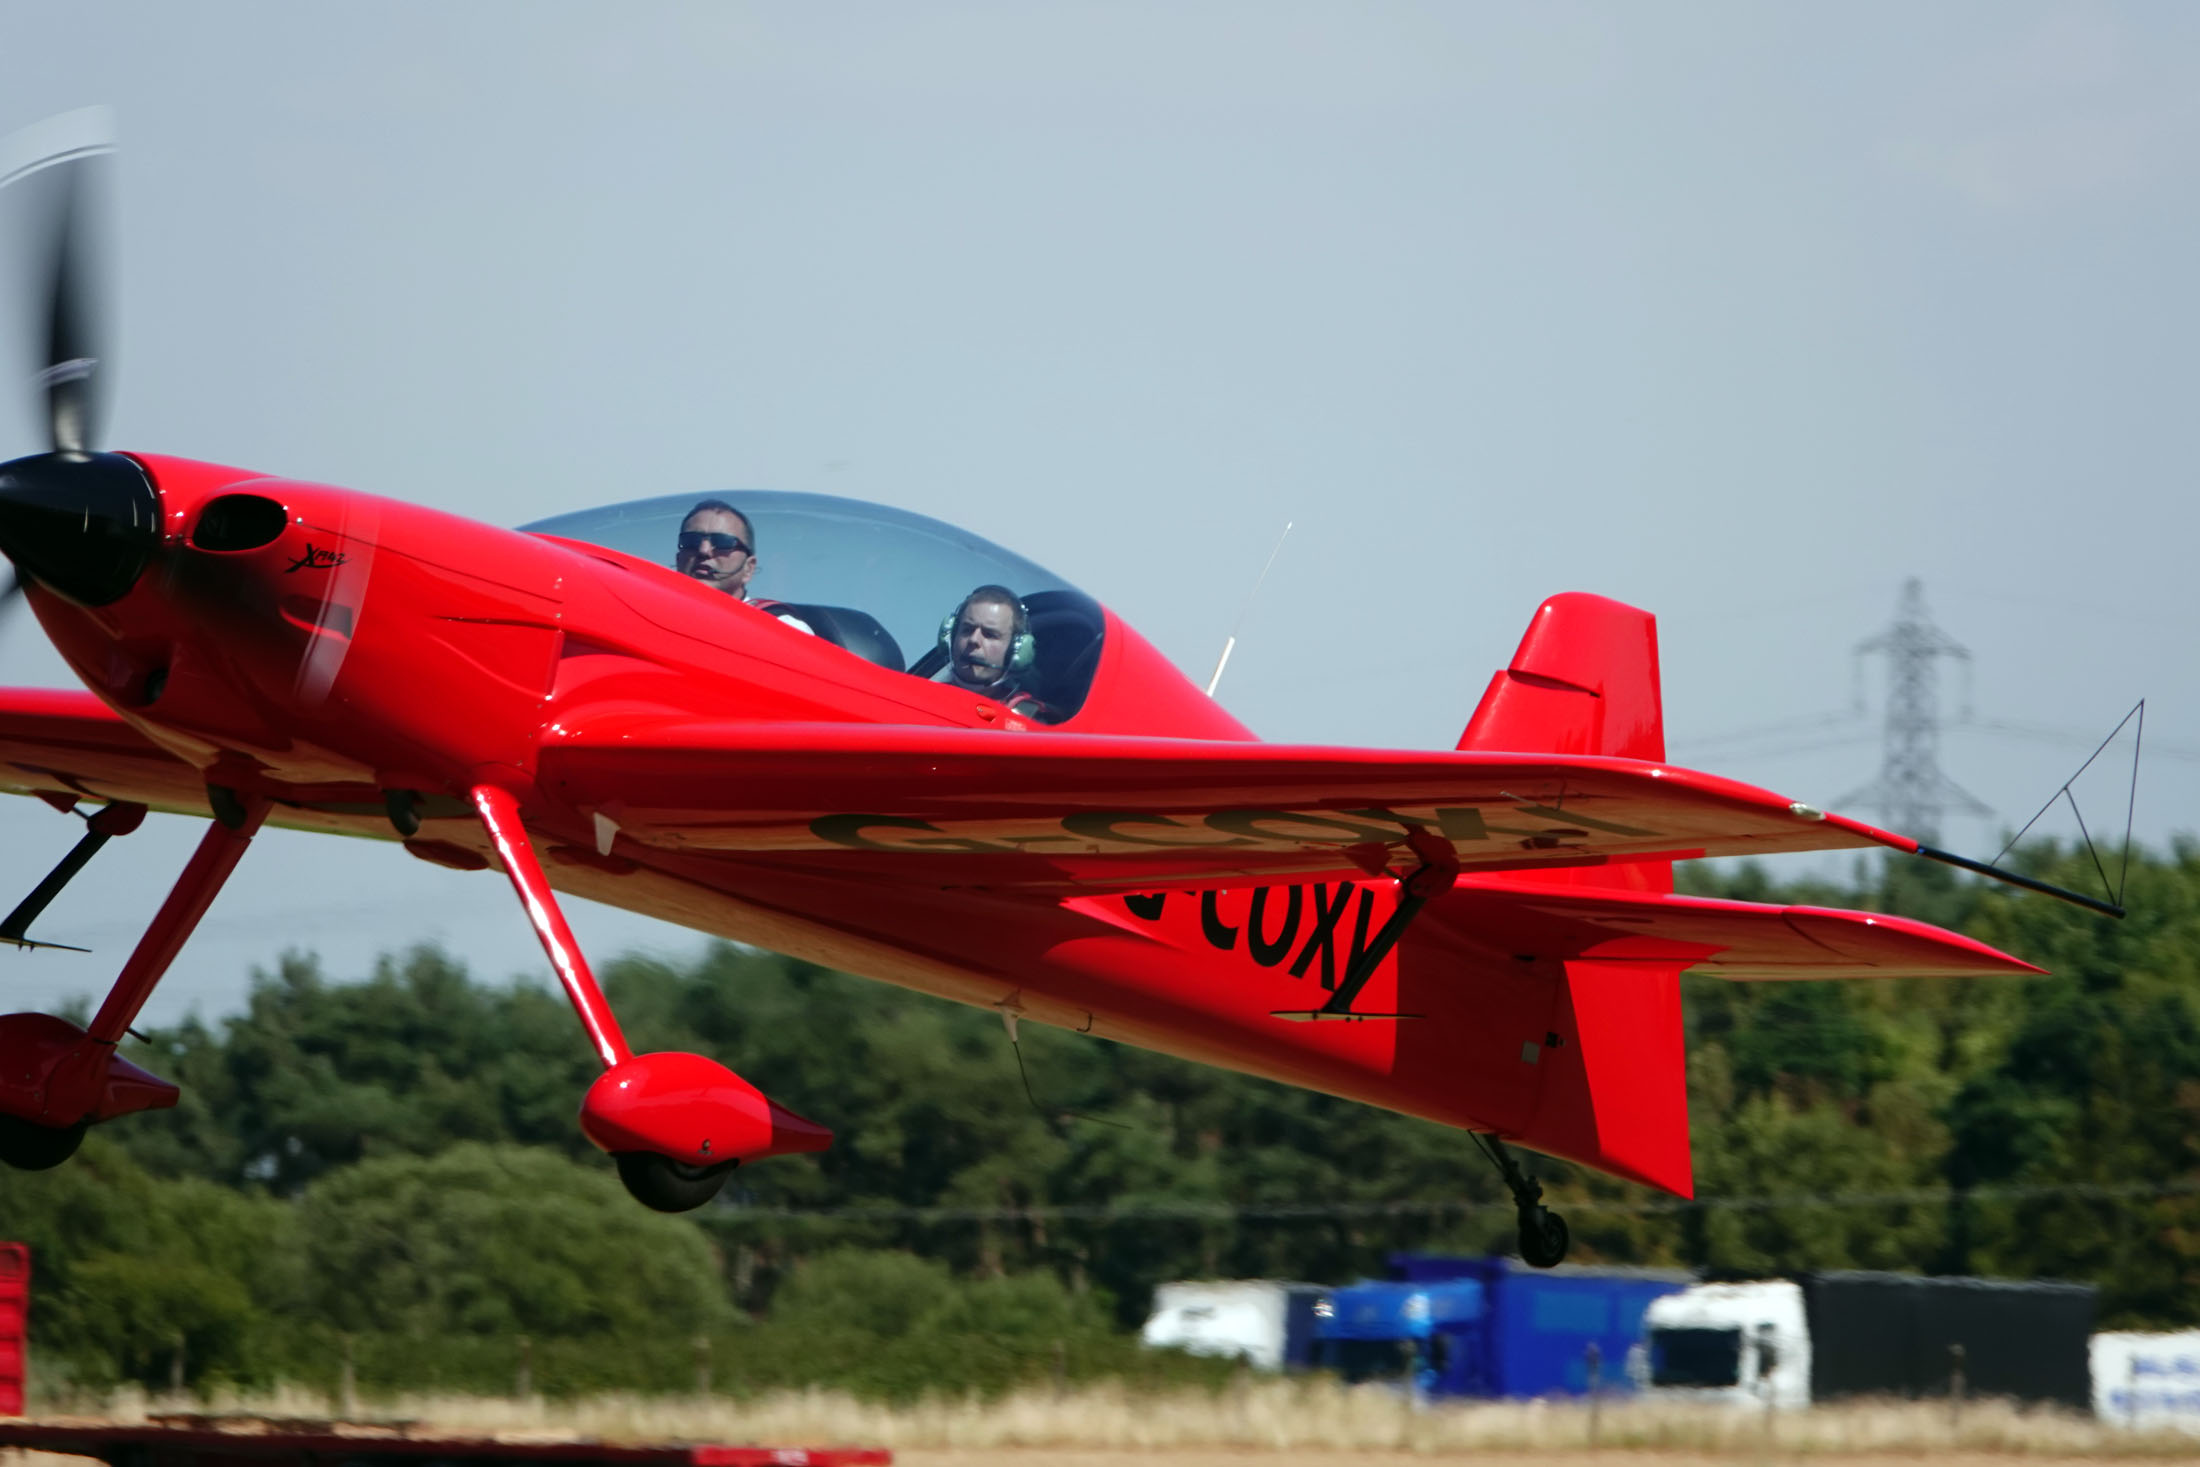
[1459,593,1669,891]
[1459,592,1665,761]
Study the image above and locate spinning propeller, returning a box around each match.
[0,111,160,627]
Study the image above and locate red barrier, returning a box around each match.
[0,1419,889,1466]
[0,1243,27,1416]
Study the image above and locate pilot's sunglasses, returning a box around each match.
[679,531,751,557]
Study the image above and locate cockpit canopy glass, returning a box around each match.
[520,491,1106,721]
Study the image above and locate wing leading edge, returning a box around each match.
[0,688,207,813]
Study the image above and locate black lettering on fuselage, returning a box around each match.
[1246,886,1302,967]
[1288,882,1355,988]
[1128,880,1393,990]
[1201,890,1239,950]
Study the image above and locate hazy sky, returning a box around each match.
[0,2,2193,1024]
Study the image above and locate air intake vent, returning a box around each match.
[192,494,289,551]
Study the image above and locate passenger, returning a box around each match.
[674,499,813,634]
[933,585,1049,719]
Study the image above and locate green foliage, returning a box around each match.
[770,1247,957,1337]
[121,946,599,1189]
[295,1145,734,1338]
[703,1246,1157,1401]
[0,1138,300,1389]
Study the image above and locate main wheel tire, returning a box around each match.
[614,1152,738,1213]
[1518,1206,1570,1268]
[0,1114,87,1171]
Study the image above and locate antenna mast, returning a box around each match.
[1205,521,1292,698]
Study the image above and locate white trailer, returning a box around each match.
[1639,1280,1812,1409]
[2093,1331,2200,1432]
[1141,1279,1321,1372]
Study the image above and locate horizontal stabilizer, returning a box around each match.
[1434,879,2041,980]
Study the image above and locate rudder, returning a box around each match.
[1518,956,1693,1196]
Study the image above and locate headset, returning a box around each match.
[940,589,1036,674]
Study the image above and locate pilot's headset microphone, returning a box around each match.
[938,592,1036,676]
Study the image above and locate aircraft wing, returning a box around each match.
[0,688,209,813]
[542,718,1920,893]
[0,699,1939,899]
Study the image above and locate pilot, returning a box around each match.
[933,585,1049,719]
[674,499,813,634]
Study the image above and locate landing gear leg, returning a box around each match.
[1476,1133,1569,1268]
[1,800,148,950]
[470,784,821,1212]
[470,784,632,1072]
[0,790,268,1157]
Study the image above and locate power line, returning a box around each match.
[1956,716,2199,765]
[1670,732,1877,763]
[1673,709,1867,753]
[710,1176,2200,1226]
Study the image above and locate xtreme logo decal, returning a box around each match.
[806,803,1658,857]
[285,543,349,572]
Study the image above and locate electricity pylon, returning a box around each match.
[1835,578,1990,843]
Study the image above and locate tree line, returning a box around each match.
[0,838,2193,1397]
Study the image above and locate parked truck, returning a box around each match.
[1641,1271,2096,1410]
[1140,1279,1325,1372]
[1312,1254,1689,1399]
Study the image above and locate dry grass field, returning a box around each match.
[26,1380,2194,1462]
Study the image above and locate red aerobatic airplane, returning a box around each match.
[0,129,2107,1264]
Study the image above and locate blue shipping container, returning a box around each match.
[1312,1255,1688,1399]
[1312,1279,1485,1397]
[1389,1255,1690,1399]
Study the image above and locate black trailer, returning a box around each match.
[1803,1270,2096,1409]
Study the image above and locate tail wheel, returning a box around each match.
[614,1152,738,1213]
[0,1114,87,1171]
[1518,1206,1570,1268]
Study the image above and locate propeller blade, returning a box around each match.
[1,109,116,458]
[40,165,103,456]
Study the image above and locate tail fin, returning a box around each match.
[1459,592,1665,761]
[1458,594,1669,893]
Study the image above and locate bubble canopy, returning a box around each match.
[519,491,1106,719]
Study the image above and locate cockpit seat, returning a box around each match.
[778,603,906,674]
[1020,590,1104,713]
